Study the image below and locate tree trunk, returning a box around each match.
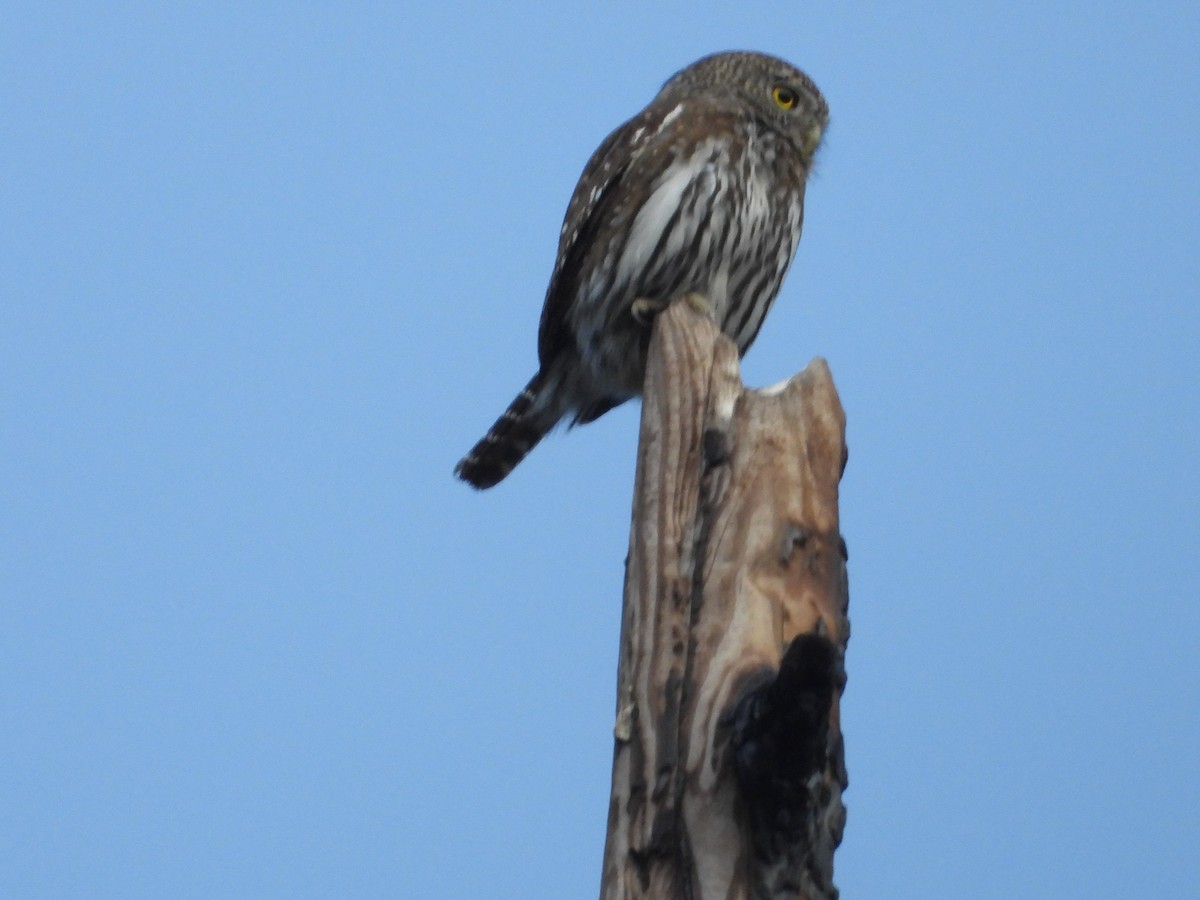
[600,297,850,900]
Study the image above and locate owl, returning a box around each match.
[456,51,827,489]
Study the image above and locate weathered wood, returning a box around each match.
[600,298,849,900]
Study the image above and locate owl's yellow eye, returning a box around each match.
[772,85,798,111]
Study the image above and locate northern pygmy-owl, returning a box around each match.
[455,51,828,489]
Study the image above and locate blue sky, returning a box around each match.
[3,3,1198,897]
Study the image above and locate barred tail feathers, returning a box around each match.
[454,372,557,490]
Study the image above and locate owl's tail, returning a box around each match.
[454,371,558,490]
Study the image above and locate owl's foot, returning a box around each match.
[631,293,713,328]
[677,292,713,318]
[631,297,668,327]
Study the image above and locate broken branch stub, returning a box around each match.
[601,298,849,900]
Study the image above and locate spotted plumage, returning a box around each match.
[456,51,828,489]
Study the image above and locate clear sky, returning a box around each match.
[3,3,1198,897]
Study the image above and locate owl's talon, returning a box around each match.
[678,292,713,319]
[631,298,667,327]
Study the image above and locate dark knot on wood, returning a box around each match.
[732,633,840,849]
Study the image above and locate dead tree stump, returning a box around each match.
[600,298,850,900]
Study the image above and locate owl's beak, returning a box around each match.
[802,121,824,161]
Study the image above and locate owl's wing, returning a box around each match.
[536,109,659,367]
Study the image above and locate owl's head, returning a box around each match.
[660,51,828,162]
